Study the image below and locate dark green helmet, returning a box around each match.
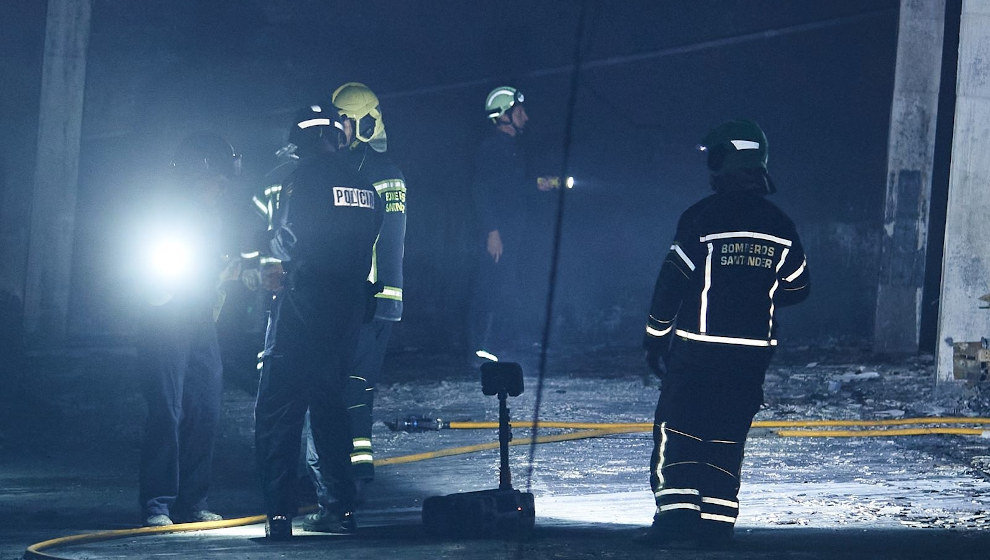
[698,119,768,175]
[170,132,241,179]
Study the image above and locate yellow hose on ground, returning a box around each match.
[447,416,990,430]
[376,427,640,466]
[24,416,990,559]
[24,428,635,560]
[775,427,990,438]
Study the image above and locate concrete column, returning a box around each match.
[874,0,946,354]
[23,0,92,345]
[936,0,990,382]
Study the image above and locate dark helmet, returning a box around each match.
[279,104,344,159]
[698,119,775,193]
[170,132,241,179]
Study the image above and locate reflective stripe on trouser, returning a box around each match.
[345,373,374,480]
[650,422,745,529]
[350,436,373,465]
[346,320,392,481]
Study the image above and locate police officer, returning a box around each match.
[300,83,408,532]
[254,108,383,540]
[640,120,809,547]
[138,133,241,527]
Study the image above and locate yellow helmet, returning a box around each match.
[331,82,386,149]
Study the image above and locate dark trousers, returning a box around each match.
[305,319,392,500]
[139,312,223,517]
[649,339,771,537]
[469,243,545,356]
[255,290,363,517]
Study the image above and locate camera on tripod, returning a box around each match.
[481,361,523,397]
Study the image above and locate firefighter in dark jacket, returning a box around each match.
[469,85,551,362]
[254,109,383,541]
[138,133,242,527]
[298,83,408,532]
[640,120,809,547]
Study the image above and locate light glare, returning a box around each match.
[150,237,191,280]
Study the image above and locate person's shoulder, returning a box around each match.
[286,156,346,195]
[478,129,512,151]
[671,194,714,237]
[750,194,798,228]
[681,192,720,218]
[366,150,405,182]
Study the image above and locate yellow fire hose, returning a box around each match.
[24,416,990,559]
[448,416,990,431]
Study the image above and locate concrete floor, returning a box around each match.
[4,345,990,559]
[10,434,990,560]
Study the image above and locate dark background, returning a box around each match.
[0,0,902,360]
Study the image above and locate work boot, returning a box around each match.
[265,515,292,541]
[634,511,698,548]
[695,522,734,549]
[144,514,173,527]
[174,510,223,523]
[634,524,697,548]
[301,509,357,534]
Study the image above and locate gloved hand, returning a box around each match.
[645,347,667,378]
[218,257,243,285]
[241,267,262,291]
[260,262,284,292]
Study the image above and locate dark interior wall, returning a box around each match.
[16,0,899,352]
[0,1,46,363]
[0,1,46,295]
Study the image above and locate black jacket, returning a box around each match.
[268,152,383,304]
[644,188,809,352]
[471,130,533,245]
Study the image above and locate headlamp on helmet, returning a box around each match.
[698,119,776,194]
[697,119,768,175]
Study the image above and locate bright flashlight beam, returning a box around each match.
[149,238,191,280]
[565,176,575,189]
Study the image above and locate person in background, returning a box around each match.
[640,120,809,548]
[137,133,242,527]
[468,85,556,365]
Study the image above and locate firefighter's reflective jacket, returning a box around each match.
[345,145,407,322]
[644,190,809,352]
[248,160,297,267]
